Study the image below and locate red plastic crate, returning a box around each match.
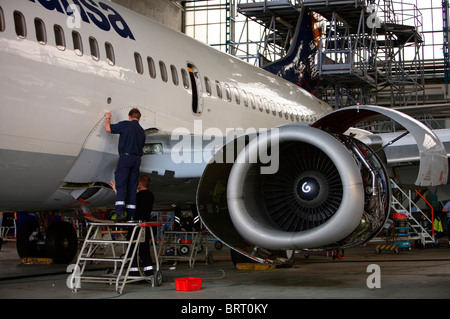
[175,277,203,291]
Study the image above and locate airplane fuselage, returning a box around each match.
[0,0,330,212]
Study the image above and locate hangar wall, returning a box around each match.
[112,0,183,32]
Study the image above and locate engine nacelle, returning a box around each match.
[197,124,390,263]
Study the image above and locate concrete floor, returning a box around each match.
[1,239,449,303]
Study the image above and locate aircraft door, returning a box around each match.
[187,63,204,116]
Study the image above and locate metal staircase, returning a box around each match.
[390,180,435,247]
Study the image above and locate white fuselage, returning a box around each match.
[0,0,331,211]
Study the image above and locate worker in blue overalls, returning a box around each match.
[105,108,146,222]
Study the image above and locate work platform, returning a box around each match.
[234,0,425,108]
[69,221,162,294]
[238,0,301,40]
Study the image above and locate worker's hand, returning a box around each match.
[109,180,117,194]
[105,112,112,119]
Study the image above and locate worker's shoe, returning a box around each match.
[111,213,127,222]
[115,215,127,223]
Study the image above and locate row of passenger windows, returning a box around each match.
[133,50,316,122]
[1,7,317,122]
[3,9,116,65]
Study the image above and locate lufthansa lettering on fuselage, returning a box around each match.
[28,0,135,40]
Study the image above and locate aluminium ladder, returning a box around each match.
[390,180,436,247]
[70,221,162,294]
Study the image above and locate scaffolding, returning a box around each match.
[444,0,450,93]
[235,0,302,65]
[300,0,425,108]
[184,0,428,109]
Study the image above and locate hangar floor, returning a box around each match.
[0,240,449,300]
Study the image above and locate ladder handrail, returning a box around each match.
[390,179,435,243]
[414,189,435,238]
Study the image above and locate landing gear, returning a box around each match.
[17,220,46,259]
[45,221,78,264]
[17,219,78,264]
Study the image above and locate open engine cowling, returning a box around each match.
[197,123,390,263]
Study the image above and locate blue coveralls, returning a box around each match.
[110,120,146,218]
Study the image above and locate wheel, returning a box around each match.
[17,220,46,259]
[196,244,204,253]
[45,221,78,264]
[180,245,190,255]
[230,249,256,267]
[154,270,163,286]
[214,241,223,250]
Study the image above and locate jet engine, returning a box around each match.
[197,104,447,264]
[197,124,390,263]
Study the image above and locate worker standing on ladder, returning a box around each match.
[110,175,156,276]
[105,108,146,222]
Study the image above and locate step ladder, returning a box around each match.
[390,180,436,247]
[70,221,162,294]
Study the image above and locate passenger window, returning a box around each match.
[204,77,211,96]
[0,7,4,32]
[54,25,65,50]
[233,87,240,105]
[72,31,83,56]
[242,90,248,107]
[89,37,99,61]
[248,92,256,109]
[147,57,156,78]
[268,100,274,115]
[279,105,286,118]
[263,98,269,114]
[215,81,222,99]
[270,101,280,116]
[181,68,189,89]
[171,65,179,86]
[225,84,231,102]
[257,96,263,112]
[159,61,168,82]
[105,42,115,65]
[288,107,294,121]
[14,11,26,38]
[134,52,143,74]
[34,18,46,44]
